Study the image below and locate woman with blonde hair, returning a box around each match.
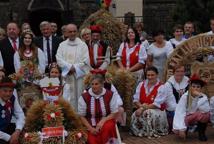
[80,27,91,45]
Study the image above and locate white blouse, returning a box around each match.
[133,79,160,103]
[153,75,189,111]
[14,48,46,74]
[165,76,189,100]
[78,88,119,117]
[169,38,186,48]
[116,42,147,67]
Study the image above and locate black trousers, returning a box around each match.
[0,123,16,144]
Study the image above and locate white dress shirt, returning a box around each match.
[9,38,19,50]
[43,36,53,65]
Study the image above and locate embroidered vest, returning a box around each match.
[82,90,113,126]
[88,41,108,69]
[121,43,141,68]
[139,82,165,110]
[169,82,189,103]
[0,95,15,131]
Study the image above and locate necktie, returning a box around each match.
[4,100,12,120]
[46,37,52,65]
[12,40,17,51]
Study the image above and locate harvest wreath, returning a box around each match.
[20,98,87,144]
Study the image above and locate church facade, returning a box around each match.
[0,0,99,35]
[0,0,177,36]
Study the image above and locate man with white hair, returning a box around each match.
[34,21,62,66]
[56,24,90,111]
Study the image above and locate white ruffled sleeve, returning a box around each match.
[138,44,147,64]
[173,93,187,131]
[153,85,167,108]
[111,84,123,106]
[133,82,143,103]
[78,96,87,116]
[110,92,119,113]
[116,43,124,60]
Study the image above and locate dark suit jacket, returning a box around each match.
[34,35,62,63]
[0,37,20,76]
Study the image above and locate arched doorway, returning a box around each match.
[27,0,64,36]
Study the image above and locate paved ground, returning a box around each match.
[121,124,214,144]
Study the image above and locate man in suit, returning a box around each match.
[50,22,58,36]
[0,22,20,76]
[34,21,62,67]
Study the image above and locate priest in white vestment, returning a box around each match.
[56,24,90,111]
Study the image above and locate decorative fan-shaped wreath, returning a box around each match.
[20,98,87,144]
[80,9,127,55]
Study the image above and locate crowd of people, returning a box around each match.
[0,17,214,144]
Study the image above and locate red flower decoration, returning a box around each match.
[90,25,102,33]
[90,69,107,75]
[53,100,59,105]
[55,111,61,117]
[47,114,52,121]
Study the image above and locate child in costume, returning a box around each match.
[173,74,210,141]
[44,63,72,105]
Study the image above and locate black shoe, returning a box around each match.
[198,134,207,141]
[198,122,208,141]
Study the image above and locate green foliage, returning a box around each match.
[172,0,214,32]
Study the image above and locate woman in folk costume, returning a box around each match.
[130,66,168,137]
[86,69,125,126]
[87,25,110,70]
[116,26,147,81]
[147,30,173,81]
[13,31,46,81]
[162,65,189,132]
[78,73,119,144]
[173,74,210,141]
